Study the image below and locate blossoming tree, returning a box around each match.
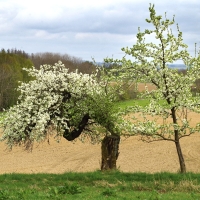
[105,4,200,173]
[0,61,130,170]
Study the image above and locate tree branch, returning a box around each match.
[63,113,90,141]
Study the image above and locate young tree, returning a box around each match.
[105,4,200,173]
[0,61,130,170]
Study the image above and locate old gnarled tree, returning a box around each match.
[0,61,129,170]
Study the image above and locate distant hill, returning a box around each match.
[95,62,187,70]
[167,64,186,70]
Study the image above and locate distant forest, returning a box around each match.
[0,48,97,110]
[1,48,199,111]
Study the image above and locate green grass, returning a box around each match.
[0,171,200,199]
[115,99,167,110]
[115,99,150,109]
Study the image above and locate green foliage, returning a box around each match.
[0,50,33,110]
[0,189,10,200]
[115,81,139,101]
[48,182,82,197]
[191,78,200,96]
[101,188,117,197]
[0,112,5,123]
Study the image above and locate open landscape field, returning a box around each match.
[0,83,200,174]
[1,121,200,174]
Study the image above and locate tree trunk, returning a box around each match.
[171,108,186,173]
[101,135,120,171]
[175,138,186,173]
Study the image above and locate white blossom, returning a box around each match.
[0,61,131,149]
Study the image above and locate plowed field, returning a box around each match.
[1,127,200,174]
[1,83,200,174]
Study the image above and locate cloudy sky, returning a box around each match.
[0,0,200,62]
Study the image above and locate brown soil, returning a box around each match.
[136,83,157,92]
[1,122,200,174]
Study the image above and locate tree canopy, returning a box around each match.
[1,61,129,151]
[105,4,200,173]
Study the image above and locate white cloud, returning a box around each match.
[0,0,200,61]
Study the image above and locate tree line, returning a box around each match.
[0,49,96,110]
[0,49,33,110]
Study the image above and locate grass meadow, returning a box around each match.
[1,171,200,199]
[115,99,150,109]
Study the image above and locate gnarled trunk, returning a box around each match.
[62,114,121,171]
[101,135,120,170]
[63,113,90,141]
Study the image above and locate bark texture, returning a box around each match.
[175,138,186,173]
[101,135,120,170]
